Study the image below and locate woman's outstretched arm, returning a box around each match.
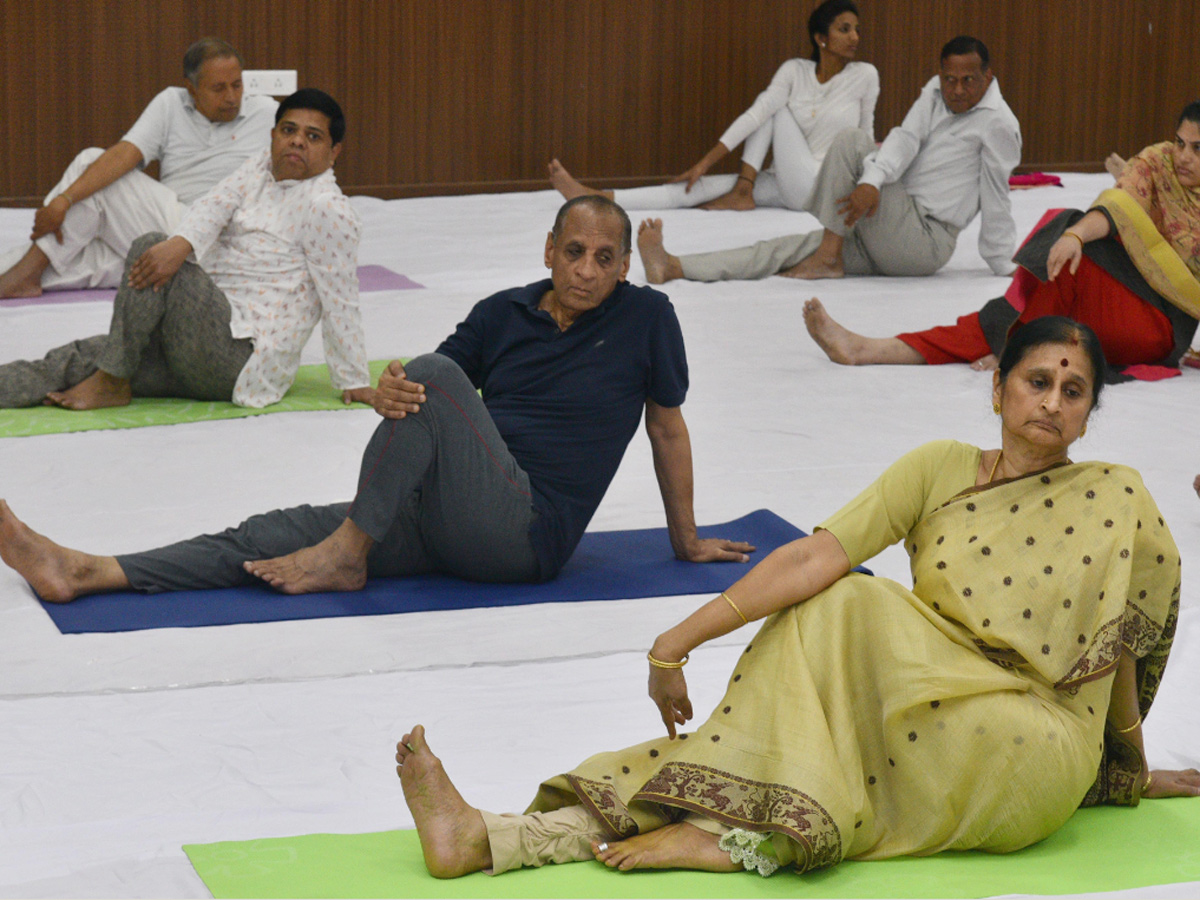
[648,530,851,736]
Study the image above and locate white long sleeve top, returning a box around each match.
[718,59,880,162]
[122,88,278,204]
[174,151,370,408]
[859,76,1022,276]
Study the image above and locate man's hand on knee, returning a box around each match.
[129,236,192,291]
[373,359,427,419]
[836,184,880,228]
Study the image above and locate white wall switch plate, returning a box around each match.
[242,70,298,96]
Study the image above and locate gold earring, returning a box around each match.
[992,402,1001,414]
[1081,423,1087,436]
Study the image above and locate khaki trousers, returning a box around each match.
[679,128,958,281]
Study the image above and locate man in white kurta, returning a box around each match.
[0,38,276,298]
[0,89,371,411]
[647,37,1022,283]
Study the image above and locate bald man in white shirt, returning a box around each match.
[0,38,277,299]
[0,89,372,412]
[638,36,1022,284]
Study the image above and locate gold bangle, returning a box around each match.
[722,591,748,625]
[1062,231,1084,249]
[1113,715,1142,734]
[647,651,689,669]
[1144,771,1153,791]
[60,192,74,208]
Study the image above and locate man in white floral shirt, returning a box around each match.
[0,89,372,411]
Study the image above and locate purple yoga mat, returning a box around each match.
[0,265,423,308]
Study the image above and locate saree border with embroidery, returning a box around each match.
[529,461,1180,873]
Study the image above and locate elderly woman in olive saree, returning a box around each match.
[802,101,1200,379]
[397,318,1198,880]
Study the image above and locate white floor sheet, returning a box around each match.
[1,177,1198,898]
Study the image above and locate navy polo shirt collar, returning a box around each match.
[513,278,624,331]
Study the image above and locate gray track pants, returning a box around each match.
[0,232,252,408]
[678,129,959,281]
[116,353,541,591]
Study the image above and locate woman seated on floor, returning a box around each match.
[397,317,1199,880]
[549,0,878,213]
[803,101,1200,378]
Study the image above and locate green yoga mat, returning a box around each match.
[184,799,1200,899]
[0,359,394,437]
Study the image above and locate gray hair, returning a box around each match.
[183,38,243,86]
[551,195,633,255]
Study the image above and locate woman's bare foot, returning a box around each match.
[802,298,925,366]
[0,500,129,602]
[396,725,492,878]
[548,159,612,201]
[803,298,863,363]
[970,354,999,371]
[592,822,739,872]
[781,254,845,280]
[0,246,50,299]
[700,179,756,211]
[243,518,372,594]
[44,370,132,410]
[1105,153,1127,179]
[636,219,683,284]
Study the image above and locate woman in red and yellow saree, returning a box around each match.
[397,319,1198,880]
[802,102,1200,382]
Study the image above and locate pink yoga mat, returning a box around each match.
[0,264,423,308]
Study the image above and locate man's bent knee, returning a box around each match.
[403,352,469,387]
[827,128,875,162]
[126,231,169,262]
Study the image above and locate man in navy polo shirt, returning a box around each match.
[2,196,753,602]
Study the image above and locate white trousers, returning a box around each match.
[1,148,186,290]
[613,110,818,211]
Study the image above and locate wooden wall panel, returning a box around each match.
[2,1,1197,205]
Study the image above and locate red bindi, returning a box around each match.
[1061,358,1069,367]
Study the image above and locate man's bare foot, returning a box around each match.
[396,725,492,878]
[0,246,50,299]
[592,822,739,872]
[970,354,999,371]
[1105,153,1127,179]
[44,370,132,410]
[781,255,844,280]
[548,159,612,201]
[1193,474,1199,500]
[0,500,129,602]
[636,219,683,284]
[700,180,756,211]
[243,518,372,594]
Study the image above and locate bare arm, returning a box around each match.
[645,399,754,564]
[32,142,145,243]
[648,529,851,736]
[1107,649,1200,798]
[671,142,734,192]
[1046,209,1112,280]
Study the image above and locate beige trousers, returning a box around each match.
[678,128,958,280]
[480,804,728,875]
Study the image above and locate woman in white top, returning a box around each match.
[549,0,879,212]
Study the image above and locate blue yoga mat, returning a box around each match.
[43,510,855,634]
